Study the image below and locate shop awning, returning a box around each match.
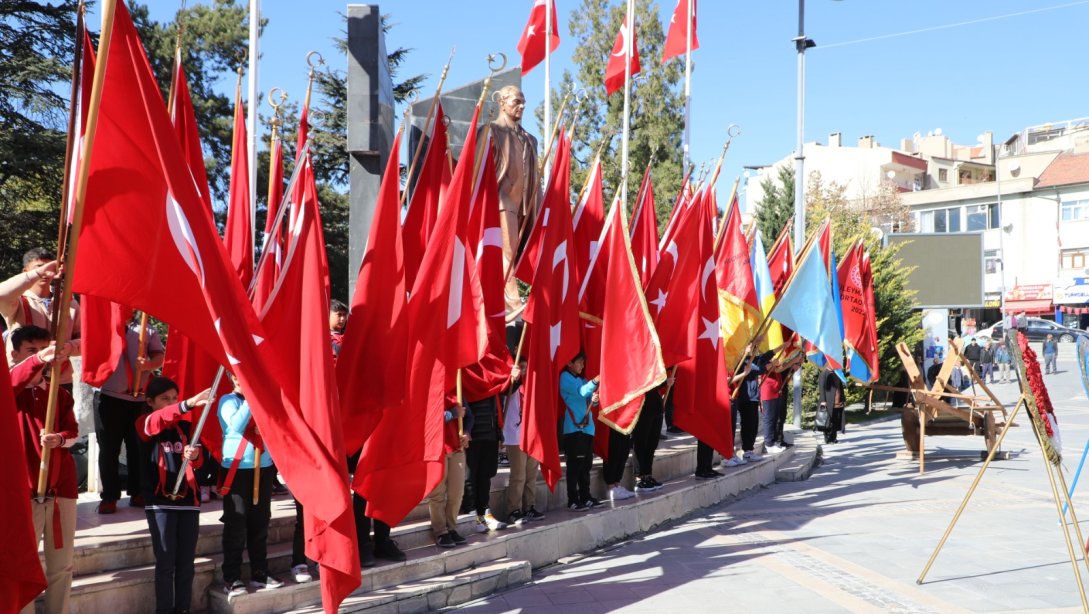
[1002,299,1053,315]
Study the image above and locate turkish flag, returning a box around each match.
[66,28,94,226]
[520,166,581,488]
[672,199,734,457]
[0,359,47,613]
[403,103,451,289]
[258,153,361,611]
[79,297,131,387]
[459,131,513,401]
[572,154,605,279]
[662,0,699,64]
[605,13,640,95]
[338,128,407,457]
[224,82,252,287]
[168,54,213,213]
[595,199,666,433]
[658,170,693,251]
[357,107,486,525]
[630,163,659,286]
[515,131,570,286]
[646,190,702,367]
[517,0,560,75]
[72,4,359,608]
[767,222,794,298]
[254,138,285,305]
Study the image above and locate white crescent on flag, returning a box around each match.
[165,192,206,287]
[613,22,630,57]
[448,237,467,329]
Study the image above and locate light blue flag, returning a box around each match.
[771,237,845,370]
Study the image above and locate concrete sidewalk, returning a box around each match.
[456,348,1089,613]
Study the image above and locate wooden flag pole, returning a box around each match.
[400,48,455,206]
[456,369,465,438]
[37,0,118,499]
[536,90,572,173]
[49,2,86,340]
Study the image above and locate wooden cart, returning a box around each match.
[895,338,1011,473]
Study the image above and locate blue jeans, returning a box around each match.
[145,509,200,614]
[761,399,782,446]
[1044,353,1057,373]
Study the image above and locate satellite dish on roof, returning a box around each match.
[934,128,943,136]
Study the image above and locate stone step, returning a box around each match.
[51,432,785,613]
[201,449,801,613]
[775,432,823,482]
[210,559,531,614]
[63,431,708,579]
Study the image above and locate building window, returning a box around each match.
[985,249,1000,274]
[1061,199,1089,222]
[967,203,1000,231]
[1062,249,1087,271]
[919,206,965,233]
[938,168,948,182]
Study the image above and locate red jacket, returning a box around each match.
[11,355,78,499]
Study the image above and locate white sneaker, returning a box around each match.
[292,564,312,584]
[610,486,635,501]
[483,510,507,531]
[743,451,763,462]
[722,456,746,467]
[765,445,784,454]
[249,574,284,590]
[472,517,489,533]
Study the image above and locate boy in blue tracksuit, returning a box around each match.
[559,352,600,511]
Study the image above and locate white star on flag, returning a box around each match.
[699,316,721,350]
[649,289,668,313]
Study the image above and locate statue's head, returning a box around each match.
[496,85,526,123]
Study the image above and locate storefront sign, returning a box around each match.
[1005,284,1053,302]
[1055,278,1089,305]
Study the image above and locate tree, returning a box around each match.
[131,0,252,201]
[0,1,81,274]
[753,166,795,249]
[541,0,684,227]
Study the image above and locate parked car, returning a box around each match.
[990,317,1087,343]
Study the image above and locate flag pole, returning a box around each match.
[619,0,635,210]
[250,88,287,503]
[712,176,741,252]
[37,0,118,499]
[682,0,693,174]
[400,48,456,206]
[50,2,86,339]
[246,0,259,262]
[536,90,572,173]
[302,51,325,119]
[543,0,552,179]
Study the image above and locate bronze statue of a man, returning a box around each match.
[486,85,539,315]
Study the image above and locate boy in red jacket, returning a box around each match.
[10,325,78,614]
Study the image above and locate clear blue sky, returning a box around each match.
[129,0,1089,209]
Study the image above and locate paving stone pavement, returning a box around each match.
[455,344,1089,613]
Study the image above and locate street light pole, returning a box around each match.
[792,0,815,428]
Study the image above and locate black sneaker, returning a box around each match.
[568,501,588,512]
[524,506,545,521]
[508,509,525,526]
[587,497,604,508]
[448,529,467,545]
[224,580,246,596]
[436,533,456,548]
[666,426,685,434]
[374,538,406,562]
[360,542,376,568]
[695,469,723,479]
[271,480,289,496]
[648,477,664,489]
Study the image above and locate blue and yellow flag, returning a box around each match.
[771,224,845,370]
